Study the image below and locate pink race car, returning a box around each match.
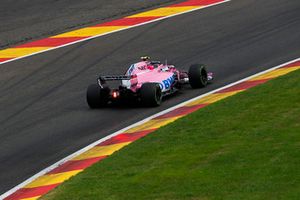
[87,56,213,108]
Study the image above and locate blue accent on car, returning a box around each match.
[127,64,135,75]
[161,76,174,90]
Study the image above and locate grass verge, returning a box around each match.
[43,70,300,200]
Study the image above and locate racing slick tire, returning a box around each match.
[86,84,109,108]
[188,64,208,88]
[140,83,162,107]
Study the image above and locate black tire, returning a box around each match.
[86,84,108,108]
[140,83,162,107]
[188,64,208,88]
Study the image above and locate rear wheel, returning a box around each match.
[140,83,162,107]
[188,64,208,88]
[86,84,109,108]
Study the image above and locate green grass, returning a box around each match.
[43,70,300,200]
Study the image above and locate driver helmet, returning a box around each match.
[140,56,154,70]
[140,56,150,61]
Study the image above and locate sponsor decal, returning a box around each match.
[160,76,175,90]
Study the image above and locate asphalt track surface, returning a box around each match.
[1,0,300,194]
[0,0,181,49]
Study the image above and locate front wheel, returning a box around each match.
[86,84,109,108]
[140,83,162,107]
[188,64,208,88]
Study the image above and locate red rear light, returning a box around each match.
[112,91,119,98]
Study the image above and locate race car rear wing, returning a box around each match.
[97,75,137,87]
[99,75,132,81]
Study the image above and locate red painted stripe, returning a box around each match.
[4,184,59,200]
[170,0,225,7]
[216,79,269,93]
[15,37,87,48]
[98,129,155,146]
[155,104,208,119]
[0,58,14,62]
[93,17,160,27]
[282,61,300,68]
[47,156,107,174]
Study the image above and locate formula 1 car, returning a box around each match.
[87,56,213,108]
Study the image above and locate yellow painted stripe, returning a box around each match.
[72,142,131,161]
[52,26,127,38]
[126,117,180,133]
[21,196,41,200]
[186,91,241,106]
[0,47,49,58]
[250,66,300,81]
[24,170,82,188]
[127,6,200,18]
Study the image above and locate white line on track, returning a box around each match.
[0,0,231,66]
[1,55,299,199]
